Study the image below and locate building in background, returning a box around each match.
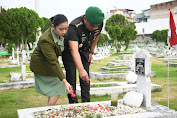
[109,9,136,22]
[133,9,150,23]
[133,0,177,43]
[102,9,136,35]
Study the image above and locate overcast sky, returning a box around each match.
[0,0,173,23]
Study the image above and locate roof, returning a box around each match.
[133,13,145,19]
[110,9,135,13]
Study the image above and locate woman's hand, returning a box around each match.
[79,69,89,83]
[62,79,72,93]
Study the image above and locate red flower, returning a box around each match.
[70,89,76,97]
[71,93,76,97]
[84,111,88,114]
[70,89,74,94]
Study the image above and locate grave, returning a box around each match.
[21,50,26,81]
[169,62,177,66]
[90,71,129,79]
[100,66,131,71]
[9,47,20,65]
[107,61,130,66]
[17,100,177,118]
[135,49,152,108]
[92,46,112,61]
[0,78,34,90]
[16,47,177,118]
[76,82,161,96]
[90,71,155,80]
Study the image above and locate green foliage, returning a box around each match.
[86,113,95,118]
[0,7,41,49]
[40,17,52,33]
[105,14,137,52]
[151,29,168,45]
[6,43,15,54]
[144,40,150,45]
[0,7,8,44]
[96,114,103,118]
[98,33,109,45]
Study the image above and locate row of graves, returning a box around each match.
[92,46,116,61]
[17,46,177,118]
[0,45,114,90]
[0,47,35,90]
[1,45,177,117]
[147,45,177,67]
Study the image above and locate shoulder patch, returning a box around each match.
[75,22,83,28]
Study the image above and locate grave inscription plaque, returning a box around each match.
[135,58,145,75]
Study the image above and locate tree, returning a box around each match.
[98,33,109,46]
[161,29,168,45]
[105,14,137,52]
[0,6,8,46]
[151,29,168,45]
[121,22,137,49]
[4,7,41,50]
[40,17,52,33]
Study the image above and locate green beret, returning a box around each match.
[85,6,104,24]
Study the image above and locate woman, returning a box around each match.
[30,14,73,106]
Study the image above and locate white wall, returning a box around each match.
[135,18,169,35]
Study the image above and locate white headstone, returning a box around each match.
[10,72,21,82]
[135,49,152,108]
[131,47,141,72]
[12,47,14,60]
[27,46,29,59]
[29,43,33,49]
[21,50,26,81]
[17,48,19,65]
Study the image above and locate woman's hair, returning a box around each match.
[50,14,68,28]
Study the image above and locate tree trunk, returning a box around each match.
[25,38,27,50]
[21,38,24,50]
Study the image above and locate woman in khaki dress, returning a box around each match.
[30,14,72,106]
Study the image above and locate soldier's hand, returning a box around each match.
[88,53,93,64]
[79,69,89,83]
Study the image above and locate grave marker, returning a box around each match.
[12,47,14,60]
[135,49,152,108]
[17,48,19,65]
[21,50,26,81]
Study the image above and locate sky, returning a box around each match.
[0,0,173,23]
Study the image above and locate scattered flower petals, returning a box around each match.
[33,103,146,118]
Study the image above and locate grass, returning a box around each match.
[90,83,119,88]
[151,57,177,110]
[106,65,127,68]
[0,53,177,118]
[0,64,31,82]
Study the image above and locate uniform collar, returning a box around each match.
[51,28,64,44]
[51,28,64,52]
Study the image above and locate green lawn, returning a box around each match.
[0,64,31,81]
[0,53,177,118]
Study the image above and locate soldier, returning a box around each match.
[62,6,104,103]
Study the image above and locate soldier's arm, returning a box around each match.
[68,40,89,83]
[90,35,99,53]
